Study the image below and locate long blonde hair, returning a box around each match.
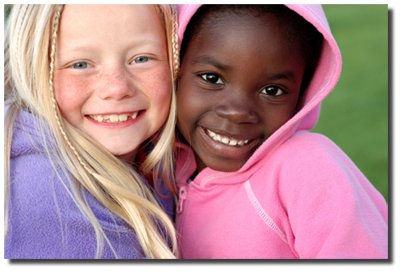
[4,4,180,259]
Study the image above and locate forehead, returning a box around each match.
[58,5,165,47]
[187,11,303,68]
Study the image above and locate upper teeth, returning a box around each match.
[89,112,138,123]
[206,129,249,146]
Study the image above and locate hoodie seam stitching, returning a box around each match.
[244,180,288,245]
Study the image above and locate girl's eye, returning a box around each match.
[73,62,88,69]
[134,56,149,63]
[262,86,285,96]
[201,73,223,84]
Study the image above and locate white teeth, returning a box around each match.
[229,139,237,146]
[110,115,119,122]
[221,137,229,144]
[206,129,251,147]
[119,115,128,122]
[90,112,138,123]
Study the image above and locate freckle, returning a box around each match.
[54,72,91,107]
[141,70,171,98]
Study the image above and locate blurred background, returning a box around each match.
[3,5,389,202]
[313,5,388,202]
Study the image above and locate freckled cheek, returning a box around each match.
[135,65,172,103]
[53,71,92,117]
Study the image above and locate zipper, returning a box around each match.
[177,185,187,214]
[177,171,242,212]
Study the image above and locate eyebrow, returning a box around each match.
[191,55,233,72]
[267,71,298,84]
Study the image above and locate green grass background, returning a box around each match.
[3,4,389,202]
[313,4,388,201]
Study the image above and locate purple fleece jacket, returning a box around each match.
[4,107,174,259]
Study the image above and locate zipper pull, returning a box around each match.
[177,186,187,214]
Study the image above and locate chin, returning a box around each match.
[111,149,138,163]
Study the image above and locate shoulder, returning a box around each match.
[252,131,388,258]
[7,107,56,158]
[276,130,343,159]
[269,130,369,186]
[256,130,387,219]
[7,159,144,258]
[268,130,359,179]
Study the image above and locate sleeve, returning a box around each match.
[278,132,388,259]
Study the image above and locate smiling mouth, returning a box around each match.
[205,128,253,147]
[89,111,140,123]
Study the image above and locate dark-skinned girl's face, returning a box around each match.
[177,11,306,172]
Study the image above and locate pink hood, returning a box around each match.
[177,4,342,173]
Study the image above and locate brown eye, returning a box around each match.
[262,86,284,96]
[201,73,223,84]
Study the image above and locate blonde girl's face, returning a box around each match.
[53,5,172,163]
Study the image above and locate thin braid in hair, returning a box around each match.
[48,4,95,176]
[15,5,28,88]
[171,4,180,80]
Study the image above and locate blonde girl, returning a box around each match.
[4,4,180,259]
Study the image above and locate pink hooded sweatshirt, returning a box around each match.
[175,4,388,259]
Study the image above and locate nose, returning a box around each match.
[214,94,259,124]
[97,66,135,100]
